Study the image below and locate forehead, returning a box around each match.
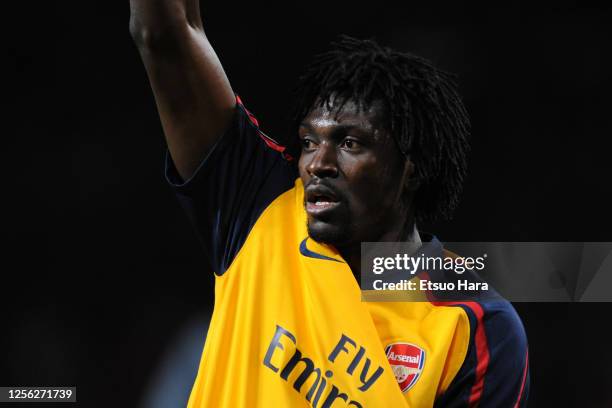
[301,99,386,130]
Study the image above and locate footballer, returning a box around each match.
[130,0,530,406]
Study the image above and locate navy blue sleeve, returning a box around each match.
[165,95,298,275]
[434,301,530,408]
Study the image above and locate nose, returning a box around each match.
[306,141,339,178]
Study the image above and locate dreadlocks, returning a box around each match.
[291,35,470,223]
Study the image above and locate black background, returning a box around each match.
[4,1,612,407]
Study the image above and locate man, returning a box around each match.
[130,1,529,406]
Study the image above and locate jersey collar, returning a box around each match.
[299,237,346,263]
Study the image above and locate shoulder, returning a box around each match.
[166,95,300,275]
[416,235,530,405]
[458,299,528,385]
[434,299,530,407]
[452,299,527,348]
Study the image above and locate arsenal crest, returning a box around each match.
[385,342,426,393]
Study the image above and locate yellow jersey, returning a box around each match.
[165,96,529,407]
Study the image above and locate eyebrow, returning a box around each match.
[299,122,371,133]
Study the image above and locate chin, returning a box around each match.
[307,219,351,246]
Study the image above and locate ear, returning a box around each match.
[402,158,420,192]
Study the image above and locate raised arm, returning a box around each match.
[129,0,235,180]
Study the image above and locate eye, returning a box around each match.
[301,137,317,151]
[340,138,360,150]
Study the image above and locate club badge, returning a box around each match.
[385,342,426,393]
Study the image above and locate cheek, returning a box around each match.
[345,159,389,204]
[298,155,310,180]
[346,158,402,211]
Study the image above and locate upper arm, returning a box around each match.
[435,301,530,408]
[130,0,236,180]
[166,96,298,275]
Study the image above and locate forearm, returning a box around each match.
[129,0,235,180]
[129,0,201,45]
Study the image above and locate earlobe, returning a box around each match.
[403,159,420,192]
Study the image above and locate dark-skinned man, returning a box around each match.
[130,1,529,406]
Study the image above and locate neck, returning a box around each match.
[338,218,419,280]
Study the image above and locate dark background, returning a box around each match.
[4,1,612,407]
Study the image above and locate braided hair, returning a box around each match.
[291,35,470,223]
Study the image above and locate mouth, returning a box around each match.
[305,186,341,216]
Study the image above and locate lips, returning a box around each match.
[305,184,341,216]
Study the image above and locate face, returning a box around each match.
[298,99,412,247]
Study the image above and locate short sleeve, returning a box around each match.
[434,301,530,407]
[165,95,298,275]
